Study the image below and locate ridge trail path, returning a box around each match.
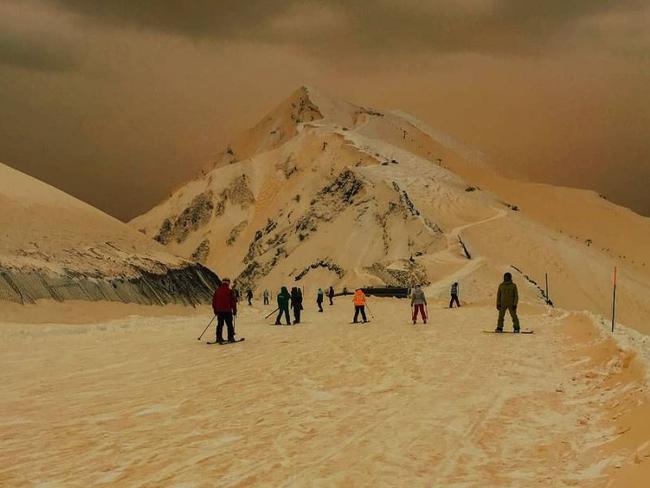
[438,206,509,264]
[1,301,613,487]
[421,207,509,296]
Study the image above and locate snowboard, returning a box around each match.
[482,329,533,334]
[207,338,246,345]
[349,321,371,324]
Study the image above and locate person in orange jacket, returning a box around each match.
[352,288,368,323]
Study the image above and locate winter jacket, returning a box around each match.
[328,287,335,298]
[316,289,324,302]
[451,283,459,295]
[277,288,291,309]
[497,281,518,309]
[291,288,303,309]
[212,284,237,315]
[410,288,427,306]
[352,290,367,306]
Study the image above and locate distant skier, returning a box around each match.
[291,287,303,324]
[495,272,520,333]
[263,289,270,305]
[411,284,427,324]
[246,289,253,306]
[449,282,460,308]
[275,287,291,325]
[328,286,335,305]
[211,278,238,344]
[352,288,368,323]
[316,288,324,312]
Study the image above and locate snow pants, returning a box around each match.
[412,304,427,323]
[496,305,520,330]
[275,305,290,325]
[353,305,367,323]
[216,312,235,342]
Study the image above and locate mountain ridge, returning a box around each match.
[0,162,219,306]
[130,86,650,334]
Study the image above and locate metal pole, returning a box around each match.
[611,266,617,333]
[197,315,216,341]
[265,307,279,319]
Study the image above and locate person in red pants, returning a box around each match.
[411,284,428,324]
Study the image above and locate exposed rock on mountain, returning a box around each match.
[131,86,650,334]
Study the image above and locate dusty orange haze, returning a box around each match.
[0,0,649,220]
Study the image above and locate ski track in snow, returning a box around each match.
[0,303,629,487]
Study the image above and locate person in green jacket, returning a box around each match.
[496,272,520,332]
[275,286,291,325]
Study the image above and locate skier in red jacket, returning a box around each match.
[211,278,238,344]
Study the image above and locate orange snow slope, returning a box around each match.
[131,87,650,335]
[0,299,206,324]
[0,161,184,277]
[452,168,650,335]
[1,299,648,486]
[0,162,219,306]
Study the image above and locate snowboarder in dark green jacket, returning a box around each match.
[275,287,291,325]
[495,272,520,333]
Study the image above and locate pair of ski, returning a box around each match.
[207,338,246,345]
[482,329,534,334]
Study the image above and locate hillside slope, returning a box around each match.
[2,302,649,486]
[0,163,219,306]
[131,87,650,333]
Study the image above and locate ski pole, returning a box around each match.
[197,315,216,341]
[365,303,376,319]
[265,307,279,319]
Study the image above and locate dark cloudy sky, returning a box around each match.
[1,0,649,220]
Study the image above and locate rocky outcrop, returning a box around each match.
[503,202,520,212]
[221,175,255,208]
[289,89,322,124]
[226,221,248,246]
[392,182,420,217]
[191,239,211,263]
[322,170,364,204]
[155,191,214,244]
[276,155,299,179]
[294,259,345,281]
[375,209,392,254]
[153,175,255,246]
[365,260,429,287]
[236,170,365,288]
[214,175,255,217]
[424,218,443,235]
[0,264,220,306]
